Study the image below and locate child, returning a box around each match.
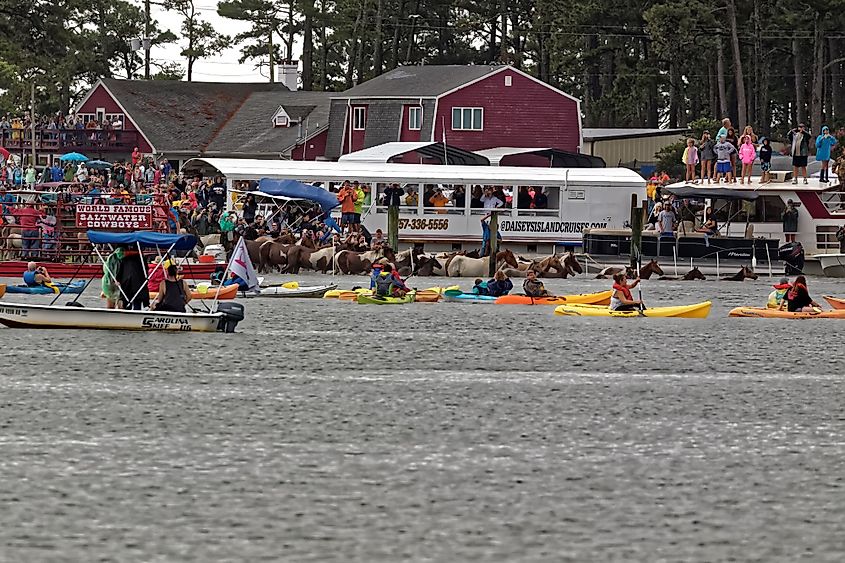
[713,135,737,183]
[816,126,837,183]
[758,137,773,184]
[738,135,757,184]
[682,138,699,183]
[699,131,716,184]
[472,278,489,295]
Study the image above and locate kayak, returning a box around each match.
[357,291,416,305]
[442,290,497,304]
[239,284,337,298]
[150,283,238,301]
[554,301,712,319]
[823,296,845,310]
[0,284,5,299]
[728,306,845,319]
[495,290,612,306]
[5,280,87,295]
[337,285,458,302]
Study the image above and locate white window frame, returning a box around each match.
[408,106,422,130]
[451,107,483,131]
[352,106,366,130]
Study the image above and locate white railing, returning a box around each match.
[819,191,845,214]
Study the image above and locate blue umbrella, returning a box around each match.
[86,160,112,170]
[59,152,89,162]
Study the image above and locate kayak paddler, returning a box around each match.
[23,262,56,292]
[779,275,821,312]
[486,270,514,297]
[767,277,791,309]
[374,264,408,297]
[609,272,643,311]
[523,270,549,297]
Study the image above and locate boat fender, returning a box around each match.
[216,302,245,333]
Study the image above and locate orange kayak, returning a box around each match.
[150,283,238,301]
[495,290,612,306]
[823,296,845,310]
[0,283,5,299]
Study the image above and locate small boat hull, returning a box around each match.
[356,292,416,305]
[554,301,712,319]
[0,301,225,331]
[239,284,337,298]
[442,291,497,303]
[0,284,5,299]
[5,281,87,295]
[150,284,238,301]
[495,290,612,306]
[817,254,845,278]
[728,306,845,319]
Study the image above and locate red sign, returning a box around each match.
[76,204,153,229]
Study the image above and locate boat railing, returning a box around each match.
[818,191,845,214]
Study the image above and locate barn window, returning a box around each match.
[451,107,483,131]
[504,75,512,87]
[352,106,367,130]
[408,106,422,130]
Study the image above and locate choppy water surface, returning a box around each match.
[1,273,844,561]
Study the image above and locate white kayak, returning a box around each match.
[238,284,337,298]
[0,301,244,332]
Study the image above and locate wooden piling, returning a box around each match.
[630,194,643,270]
[387,203,399,252]
[488,212,499,278]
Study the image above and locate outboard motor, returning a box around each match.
[778,241,805,275]
[216,302,245,333]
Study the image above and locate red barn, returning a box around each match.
[324,65,582,160]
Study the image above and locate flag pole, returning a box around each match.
[211,238,239,310]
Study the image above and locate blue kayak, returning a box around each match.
[442,290,497,304]
[6,280,87,295]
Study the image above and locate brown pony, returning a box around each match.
[721,265,758,281]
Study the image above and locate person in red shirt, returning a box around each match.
[11,204,43,259]
[337,181,356,233]
[131,147,141,166]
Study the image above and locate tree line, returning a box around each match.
[1,0,843,141]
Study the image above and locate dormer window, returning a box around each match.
[272,106,294,128]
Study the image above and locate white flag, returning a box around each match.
[229,237,259,290]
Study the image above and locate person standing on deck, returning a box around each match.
[683,138,699,183]
[782,199,799,243]
[337,181,357,234]
[352,181,366,231]
[815,126,837,183]
[713,135,737,184]
[758,138,773,184]
[699,131,716,184]
[788,123,812,184]
[716,117,731,144]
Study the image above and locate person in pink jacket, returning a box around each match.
[738,134,757,185]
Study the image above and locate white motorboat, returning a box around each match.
[239,283,337,298]
[816,253,845,277]
[0,301,243,332]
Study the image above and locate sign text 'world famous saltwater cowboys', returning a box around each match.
[76,205,153,229]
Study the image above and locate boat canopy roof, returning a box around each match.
[87,230,198,250]
[257,178,339,212]
[182,157,644,188]
[665,186,760,201]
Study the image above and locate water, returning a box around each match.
[1,273,844,561]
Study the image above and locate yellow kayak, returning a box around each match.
[554,301,712,319]
[728,306,845,319]
[334,285,458,302]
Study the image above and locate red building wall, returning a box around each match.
[77,85,153,153]
[433,69,581,153]
[292,130,328,160]
[340,105,367,154]
[399,105,422,142]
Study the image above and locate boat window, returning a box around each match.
[755,195,786,223]
[515,185,559,216]
[710,196,784,224]
[817,226,840,250]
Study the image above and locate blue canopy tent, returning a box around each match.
[256,178,339,213]
[87,230,198,251]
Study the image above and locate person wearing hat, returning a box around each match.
[150,262,191,313]
[788,123,812,184]
[767,277,792,309]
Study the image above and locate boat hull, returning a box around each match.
[356,292,416,305]
[554,301,712,318]
[728,306,845,319]
[495,290,612,306]
[5,281,87,295]
[0,301,224,331]
[823,296,845,310]
[239,284,337,298]
[0,261,222,279]
[817,254,845,278]
[150,284,238,301]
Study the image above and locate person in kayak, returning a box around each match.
[369,263,384,289]
[780,275,821,312]
[374,264,408,298]
[472,278,489,295]
[150,262,192,313]
[23,262,53,287]
[609,272,643,311]
[486,270,514,297]
[523,270,549,297]
[767,277,791,309]
[223,273,250,291]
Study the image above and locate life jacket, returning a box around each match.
[374,272,394,296]
[473,281,489,295]
[613,282,633,301]
[787,283,807,301]
[23,270,38,286]
[767,288,788,309]
[370,264,384,289]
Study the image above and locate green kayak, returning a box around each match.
[356,291,416,305]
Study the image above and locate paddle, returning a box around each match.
[636,258,646,315]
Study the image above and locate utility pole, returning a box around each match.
[269,28,275,82]
[144,0,151,79]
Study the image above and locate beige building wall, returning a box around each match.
[584,134,686,166]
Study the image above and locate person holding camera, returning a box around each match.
[22,262,52,287]
[788,123,812,184]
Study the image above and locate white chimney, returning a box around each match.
[277,63,299,91]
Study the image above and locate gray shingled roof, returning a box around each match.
[205,91,332,156]
[333,65,503,98]
[101,79,304,153]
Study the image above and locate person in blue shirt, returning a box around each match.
[816,126,837,183]
[480,214,503,257]
[22,262,52,287]
[223,273,250,291]
[50,163,64,183]
[0,186,15,216]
